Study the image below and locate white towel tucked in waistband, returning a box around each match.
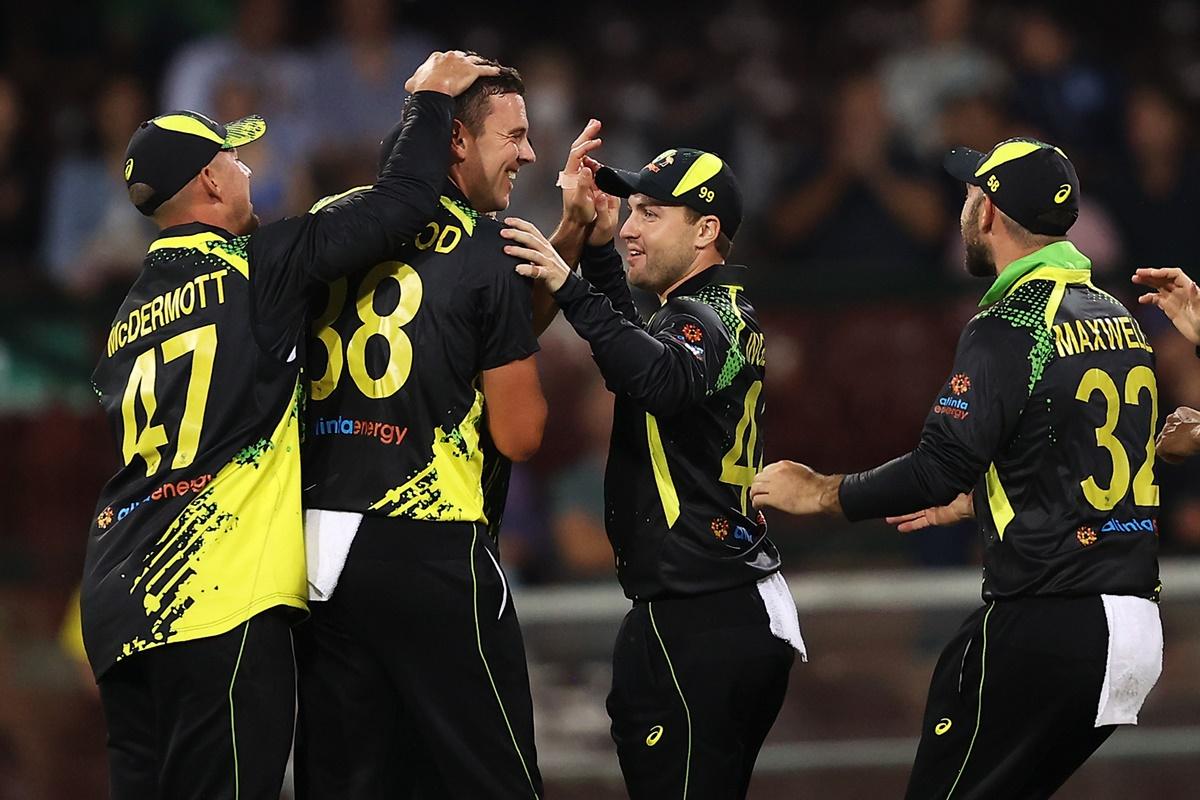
[757,572,808,662]
[1095,594,1162,727]
[305,508,363,602]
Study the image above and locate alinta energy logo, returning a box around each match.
[98,474,214,529]
[934,373,972,420]
[311,416,409,446]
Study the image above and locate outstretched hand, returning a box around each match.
[559,120,620,246]
[1132,267,1200,346]
[1157,406,1200,464]
[884,492,975,534]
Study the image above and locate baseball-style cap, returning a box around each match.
[595,148,744,240]
[124,111,267,216]
[943,137,1079,236]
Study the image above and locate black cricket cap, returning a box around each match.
[944,137,1079,236]
[595,148,744,240]
[124,111,267,216]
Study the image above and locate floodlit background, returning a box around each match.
[1,0,1198,796]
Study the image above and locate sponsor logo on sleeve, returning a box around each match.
[933,373,972,420]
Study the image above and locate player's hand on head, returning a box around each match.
[885,492,975,534]
[405,50,501,97]
[750,461,840,516]
[1156,406,1200,464]
[559,119,603,227]
[503,217,573,292]
[1132,266,1200,345]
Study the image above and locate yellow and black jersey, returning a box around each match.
[842,242,1160,600]
[83,91,454,678]
[552,243,781,601]
[302,179,539,524]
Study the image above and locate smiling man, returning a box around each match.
[502,148,805,800]
[295,57,549,799]
[84,50,495,800]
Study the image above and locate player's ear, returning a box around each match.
[980,195,997,235]
[695,215,720,251]
[449,119,470,163]
[197,162,222,203]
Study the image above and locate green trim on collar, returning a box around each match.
[978,241,1091,307]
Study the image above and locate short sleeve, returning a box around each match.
[478,229,540,371]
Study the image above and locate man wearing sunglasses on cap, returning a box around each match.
[82,51,496,800]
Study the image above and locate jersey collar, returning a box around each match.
[979,241,1091,307]
[667,263,749,300]
[150,221,234,250]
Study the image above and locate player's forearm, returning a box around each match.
[840,446,976,522]
[309,92,452,281]
[867,172,944,242]
[554,272,697,413]
[533,218,590,336]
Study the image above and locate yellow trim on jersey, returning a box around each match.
[118,382,307,661]
[369,390,488,523]
[153,114,225,144]
[985,463,1015,540]
[646,413,681,528]
[1043,278,1068,329]
[1009,266,1090,297]
[440,196,476,236]
[149,232,249,279]
[309,185,371,214]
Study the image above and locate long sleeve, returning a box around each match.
[244,90,453,359]
[840,315,1034,520]
[579,240,639,323]
[553,272,733,417]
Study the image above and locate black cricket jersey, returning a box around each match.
[842,242,1160,601]
[552,242,781,601]
[302,180,539,525]
[83,91,453,678]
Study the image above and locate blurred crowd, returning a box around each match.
[2,0,1200,608]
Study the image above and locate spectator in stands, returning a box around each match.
[160,0,313,159]
[1101,81,1200,274]
[1008,8,1122,157]
[309,0,437,159]
[0,75,42,270]
[767,72,946,292]
[40,75,155,295]
[210,70,310,222]
[881,0,1009,158]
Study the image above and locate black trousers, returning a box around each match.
[607,583,795,800]
[294,517,542,799]
[97,608,296,800]
[905,596,1116,800]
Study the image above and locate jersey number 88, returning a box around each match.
[311,261,423,401]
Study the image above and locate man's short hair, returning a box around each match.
[997,206,1061,248]
[453,55,524,135]
[683,207,733,260]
